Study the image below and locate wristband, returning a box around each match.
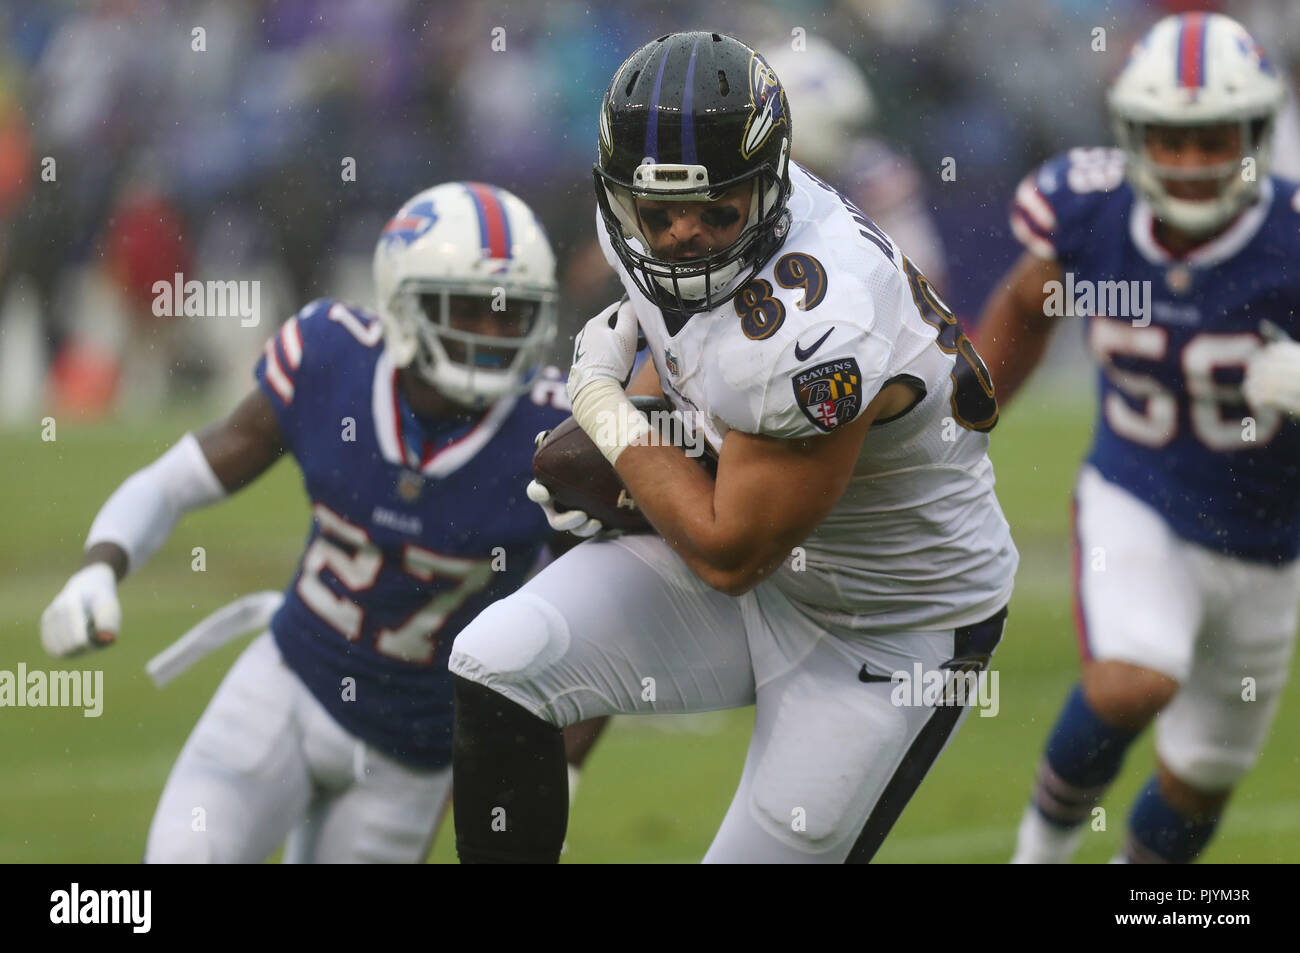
[570,378,652,467]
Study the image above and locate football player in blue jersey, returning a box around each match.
[975,13,1300,863]
[38,181,606,863]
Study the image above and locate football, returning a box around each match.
[532,395,675,533]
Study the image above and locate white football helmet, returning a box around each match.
[373,182,558,409]
[763,37,875,178]
[1108,12,1285,235]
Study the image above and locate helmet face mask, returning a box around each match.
[595,33,793,317]
[595,152,789,314]
[373,183,558,411]
[387,280,556,409]
[1108,13,1284,237]
[1115,115,1275,236]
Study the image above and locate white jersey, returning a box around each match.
[599,161,1018,632]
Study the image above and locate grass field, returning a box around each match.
[2,390,1297,863]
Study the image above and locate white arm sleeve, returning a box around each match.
[86,432,227,576]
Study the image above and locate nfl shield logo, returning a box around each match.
[397,470,424,502]
[1166,265,1192,295]
[665,348,680,377]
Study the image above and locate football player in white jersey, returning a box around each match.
[448,32,1019,864]
[39,182,606,863]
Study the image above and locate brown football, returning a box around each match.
[531,395,673,534]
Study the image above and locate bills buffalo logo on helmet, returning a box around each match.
[380,199,440,247]
[793,358,862,432]
[741,53,788,159]
[1231,26,1275,74]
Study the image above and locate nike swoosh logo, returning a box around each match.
[794,327,835,361]
[858,663,893,684]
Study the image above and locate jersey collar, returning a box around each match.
[371,348,517,479]
[1130,179,1274,268]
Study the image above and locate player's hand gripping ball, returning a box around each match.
[530,395,674,535]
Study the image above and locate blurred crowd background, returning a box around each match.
[1,0,1297,421]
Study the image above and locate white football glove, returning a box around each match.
[40,563,121,657]
[1243,321,1300,417]
[566,298,640,407]
[526,479,605,538]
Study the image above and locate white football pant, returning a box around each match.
[145,632,450,863]
[1073,464,1300,790]
[450,534,1007,863]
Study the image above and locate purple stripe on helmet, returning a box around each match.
[681,39,700,165]
[643,45,671,161]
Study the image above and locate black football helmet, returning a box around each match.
[595,32,793,317]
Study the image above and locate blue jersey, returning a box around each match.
[254,298,569,768]
[1011,148,1300,564]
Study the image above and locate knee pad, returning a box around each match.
[448,593,571,720]
[1155,667,1288,792]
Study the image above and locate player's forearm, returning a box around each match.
[84,390,286,579]
[83,542,129,581]
[614,443,784,595]
[85,433,228,578]
[973,252,1063,407]
[973,306,1053,408]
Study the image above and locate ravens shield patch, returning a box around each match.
[792,358,862,432]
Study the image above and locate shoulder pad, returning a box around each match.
[1011,148,1127,261]
[705,257,903,439]
[256,298,379,407]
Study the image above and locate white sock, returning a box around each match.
[567,764,581,809]
[560,765,581,858]
[1010,804,1085,864]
